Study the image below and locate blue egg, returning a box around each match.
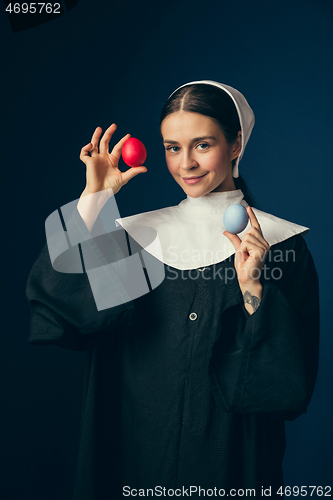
[223,204,249,234]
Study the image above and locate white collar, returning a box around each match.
[115,190,309,270]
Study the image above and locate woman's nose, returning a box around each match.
[180,150,198,171]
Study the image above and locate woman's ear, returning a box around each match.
[231,131,242,160]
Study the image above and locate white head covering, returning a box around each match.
[168,80,255,178]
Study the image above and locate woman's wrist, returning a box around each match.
[77,188,113,232]
[239,281,263,316]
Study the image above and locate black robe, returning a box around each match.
[26,208,319,499]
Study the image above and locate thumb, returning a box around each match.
[121,166,148,184]
[223,231,241,251]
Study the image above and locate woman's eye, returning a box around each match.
[166,146,180,153]
[165,144,208,153]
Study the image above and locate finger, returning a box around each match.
[121,166,148,185]
[239,239,268,262]
[240,233,268,252]
[244,227,270,250]
[79,143,93,164]
[99,123,117,155]
[247,206,263,234]
[110,133,131,161]
[223,231,242,251]
[90,126,103,156]
[243,226,270,250]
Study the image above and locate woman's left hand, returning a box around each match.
[223,207,270,307]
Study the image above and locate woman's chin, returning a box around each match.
[181,184,207,198]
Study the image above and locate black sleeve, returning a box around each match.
[26,208,135,351]
[209,234,320,420]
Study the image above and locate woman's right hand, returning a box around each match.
[79,123,147,197]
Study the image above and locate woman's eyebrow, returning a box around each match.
[163,136,216,144]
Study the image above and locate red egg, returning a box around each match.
[122,137,147,167]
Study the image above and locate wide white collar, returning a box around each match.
[115,190,309,270]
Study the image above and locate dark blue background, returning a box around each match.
[1,0,332,498]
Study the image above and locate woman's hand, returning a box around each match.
[77,124,147,231]
[79,123,147,197]
[223,206,270,314]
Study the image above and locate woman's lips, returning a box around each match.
[182,173,208,184]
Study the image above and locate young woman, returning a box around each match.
[26,81,319,499]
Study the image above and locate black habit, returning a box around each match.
[26,208,320,499]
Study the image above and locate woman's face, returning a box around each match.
[161,111,241,198]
